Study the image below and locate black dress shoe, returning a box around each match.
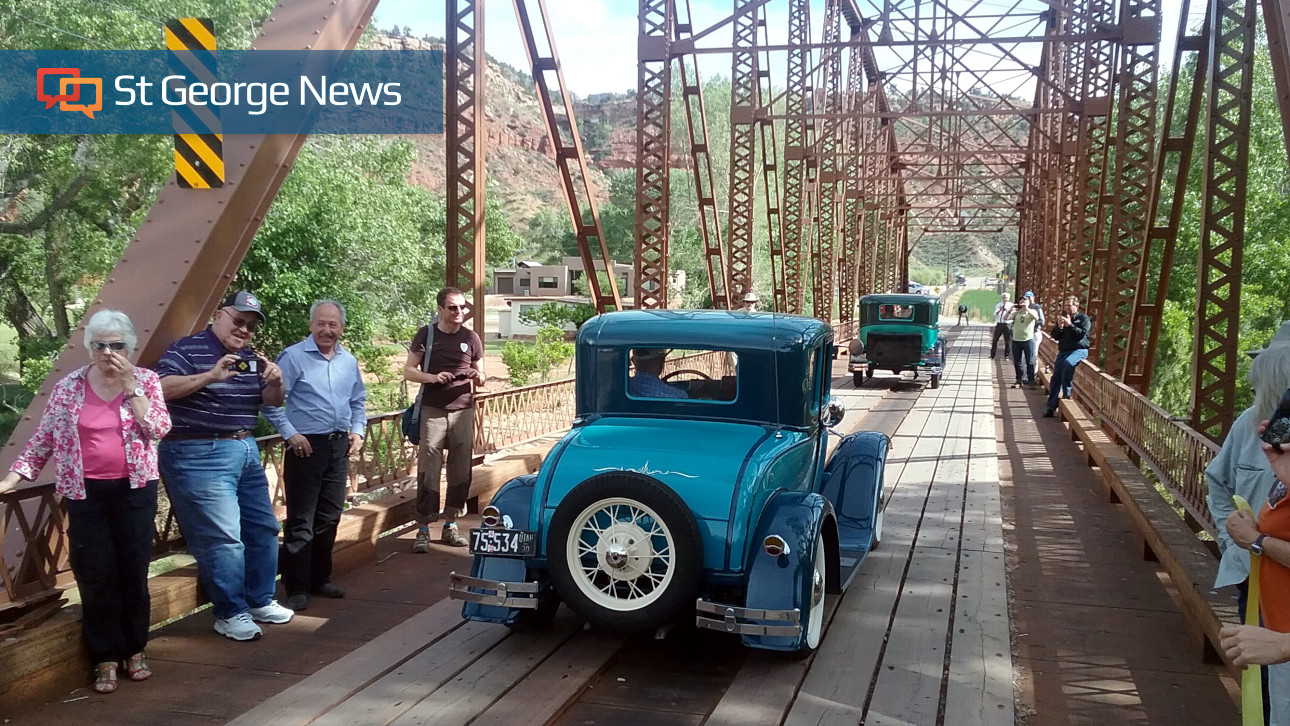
[287,593,308,611]
[312,582,346,598]
[1042,409,1055,418]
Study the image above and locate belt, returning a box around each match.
[165,430,251,441]
[304,431,349,441]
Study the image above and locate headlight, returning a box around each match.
[481,505,501,527]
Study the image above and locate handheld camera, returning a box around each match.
[233,357,259,374]
[1262,387,1290,452]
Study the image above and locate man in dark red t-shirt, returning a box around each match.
[403,287,484,550]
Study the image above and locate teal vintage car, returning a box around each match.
[848,293,946,388]
[448,310,888,654]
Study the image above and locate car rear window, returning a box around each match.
[878,304,915,321]
[626,348,737,403]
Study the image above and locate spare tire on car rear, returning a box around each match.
[547,472,703,632]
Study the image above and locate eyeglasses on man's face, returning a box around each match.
[442,303,469,313]
[222,309,260,332]
[90,341,127,352]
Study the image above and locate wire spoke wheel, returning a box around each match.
[567,497,676,611]
[549,473,703,631]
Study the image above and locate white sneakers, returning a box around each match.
[249,600,295,624]
[214,600,295,641]
[214,613,262,641]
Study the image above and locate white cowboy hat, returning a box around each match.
[1249,320,1290,358]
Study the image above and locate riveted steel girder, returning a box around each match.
[445,0,487,330]
[635,0,672,309]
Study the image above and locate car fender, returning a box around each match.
[822,431,888,557]
[461,474,545,624]
[740,490,835,651]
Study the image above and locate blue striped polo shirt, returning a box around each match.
[156,327,267,435]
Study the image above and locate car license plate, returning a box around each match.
[468,528,537,558]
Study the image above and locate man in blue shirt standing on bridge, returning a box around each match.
[157,291,295,642]
[262,300,367,612]
[1042,295,1091,418]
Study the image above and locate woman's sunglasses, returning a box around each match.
[90,341,127,352]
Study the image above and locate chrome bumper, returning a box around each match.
[694,599,800,637]
[448,571,540,609]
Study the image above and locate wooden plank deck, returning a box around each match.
[5,324,1241,726]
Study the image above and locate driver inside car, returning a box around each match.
[628,348,689,399]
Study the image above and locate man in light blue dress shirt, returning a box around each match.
[262,300,367,611]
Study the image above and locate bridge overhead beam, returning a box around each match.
[445,0,488,330]
[1190,0,1256,441]
[635,0,671,309]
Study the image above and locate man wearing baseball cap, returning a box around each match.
[155,290,294,641]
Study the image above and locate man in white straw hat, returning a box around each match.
[740,291,759,313]
[1249,320,1290,358]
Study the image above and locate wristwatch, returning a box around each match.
[126,386,145,399]
[1252,533,1269,556]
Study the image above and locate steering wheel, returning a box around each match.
[662,369,713,382]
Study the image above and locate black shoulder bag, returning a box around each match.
[401,321,434,444]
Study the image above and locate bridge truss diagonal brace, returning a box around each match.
[511,0,623,313]
[2,0,383,476]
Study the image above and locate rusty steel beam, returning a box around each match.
[674,0,731,309]
[1,0,383,598]
[1101,2,1160,379]
[445,0,488,330]
[726,0,759,302]
[781,0,811,314]
[511,0,622,313]
[1124,0,1210,394]
[1191,0,1257,441]
[1074,0,1117,352]
[635,0,672,309]
[812,0,843,322]
[838,28,866,323]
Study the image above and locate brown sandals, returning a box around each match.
[123,652,152,682]
[93,662,118,694]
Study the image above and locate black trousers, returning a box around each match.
[280,434,349,595]
[991,322,1012,357]
[1011,339,1035,383]
[64,478,157,664]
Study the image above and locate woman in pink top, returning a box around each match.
[0,310,170,694]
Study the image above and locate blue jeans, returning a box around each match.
[159,438,280,619]
[1047,348,1088,411]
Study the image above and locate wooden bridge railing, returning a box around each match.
[1038,337,1221,535]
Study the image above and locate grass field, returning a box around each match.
[958,290,1003,322]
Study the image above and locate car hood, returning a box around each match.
[541,417,774,522]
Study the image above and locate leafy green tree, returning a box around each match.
[500,324,574,386]
[518,301,596,331]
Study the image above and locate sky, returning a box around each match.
[372,0,1194,98]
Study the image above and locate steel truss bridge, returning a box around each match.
[2,0,1289,672]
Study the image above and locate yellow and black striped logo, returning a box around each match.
[165,18,223,189]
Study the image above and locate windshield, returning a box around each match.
[627,348,737,403]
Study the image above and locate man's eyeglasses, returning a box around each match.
[443,304,469,313]
[90,341,127,352]
[222,310,260,332]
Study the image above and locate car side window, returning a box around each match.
[808,347,823,416]
[627,347,737,403]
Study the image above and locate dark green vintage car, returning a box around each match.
[847,294,946,388]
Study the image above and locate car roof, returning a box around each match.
[860,293,938,305]
[579,309,831,351]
